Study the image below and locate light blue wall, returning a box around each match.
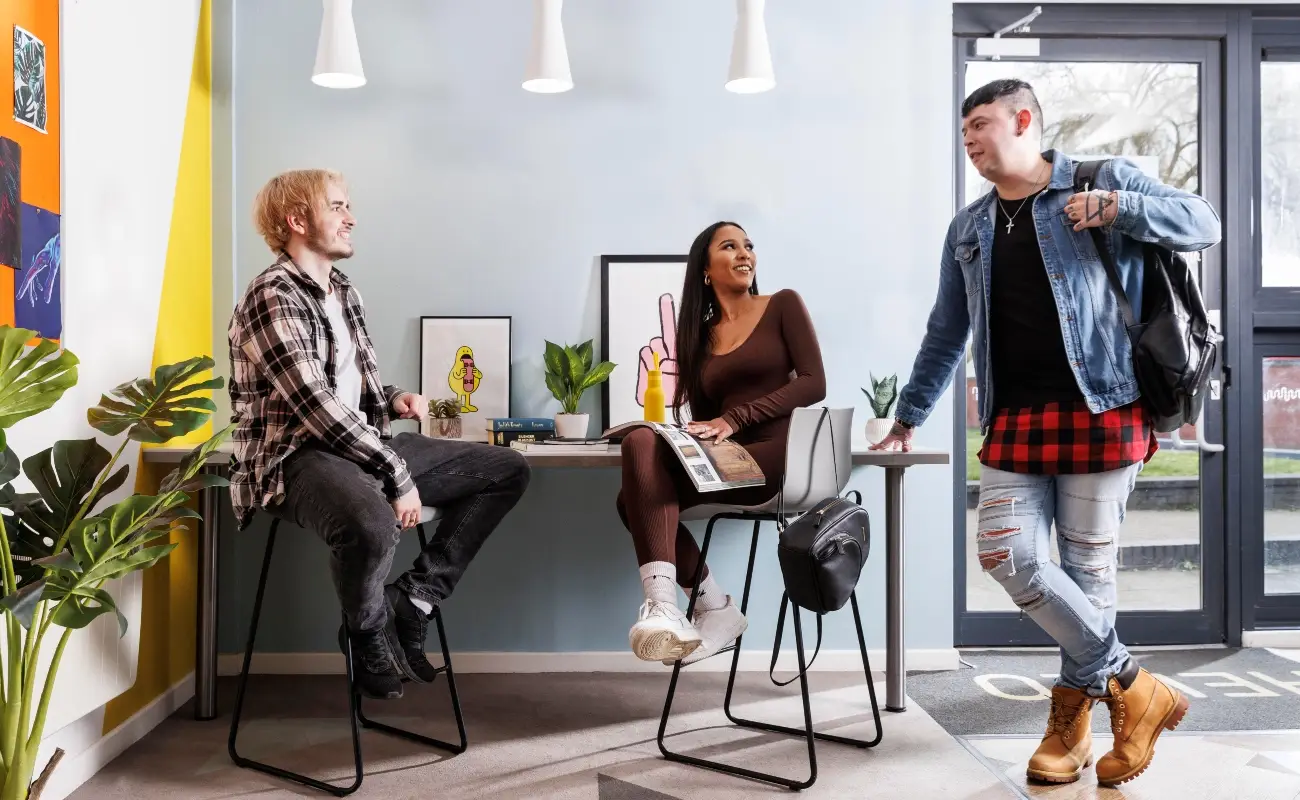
[219,0,956,655]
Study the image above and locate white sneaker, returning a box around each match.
[629,600,702,662]
[666,596,748,666]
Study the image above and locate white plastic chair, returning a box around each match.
[658,406,882,791]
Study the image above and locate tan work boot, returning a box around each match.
[1096,667,1189,787]
[1026,685,1095,783]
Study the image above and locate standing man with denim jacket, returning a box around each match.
[871,80,1221,787]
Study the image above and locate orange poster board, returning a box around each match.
[0,0,59,341]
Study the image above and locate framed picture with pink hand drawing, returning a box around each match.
[600,254,690,431]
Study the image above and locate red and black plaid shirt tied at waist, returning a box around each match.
[978,400,1158,475]
[226,253,414,530]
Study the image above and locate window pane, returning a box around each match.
[1261,63,1300,288]
[963,60,1202,613]
[1263,356,1300,596]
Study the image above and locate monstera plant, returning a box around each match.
[0,326,231,800]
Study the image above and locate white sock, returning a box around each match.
[693,571,728,612]
[639,561,678,605]
[408,594,433,615]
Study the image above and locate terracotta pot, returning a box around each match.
[426,416,463,438]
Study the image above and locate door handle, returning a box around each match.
[1168,391,1224,453]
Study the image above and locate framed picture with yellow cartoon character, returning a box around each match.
[418,316,511,442]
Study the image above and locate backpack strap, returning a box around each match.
[769,594,823,687]
[1073,159,1138,331]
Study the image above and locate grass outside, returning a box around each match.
[964,429,1300,481]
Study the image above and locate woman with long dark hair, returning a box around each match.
[615,221,826,664]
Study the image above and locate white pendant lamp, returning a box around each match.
[523,0,573,93]
[726,0,774,93]
[312,0,365,89]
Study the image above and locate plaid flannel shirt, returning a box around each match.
[227,253,414,530]
[978,399,1158,475]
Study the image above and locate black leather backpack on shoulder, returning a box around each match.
[1074,160,1221,433]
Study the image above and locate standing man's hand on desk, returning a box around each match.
[869,420,914,452]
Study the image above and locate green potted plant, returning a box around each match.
[0,326,230,799]
[424,397,463,439]
[861,372,899,445]
[543,339,614,439]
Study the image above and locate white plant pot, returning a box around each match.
[865,417,893,446]
[554,412,589,439]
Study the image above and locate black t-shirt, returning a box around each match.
[989,189,1086,409]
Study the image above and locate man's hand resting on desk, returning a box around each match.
[392,487,422,529]
[869,420,914,452]
[393,392,428,421]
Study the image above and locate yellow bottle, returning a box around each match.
[644,351,665,422]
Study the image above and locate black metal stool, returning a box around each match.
[656,408,883,792]
[228,508,467,797]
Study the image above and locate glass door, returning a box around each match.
[952,37,1228,645]
[1244,35,1300,630]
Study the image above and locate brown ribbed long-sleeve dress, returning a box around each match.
[615,288,826,586]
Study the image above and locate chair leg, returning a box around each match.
[229,520,365,797]
[721,591,884,750]
[656,515,883,792]
[658,516,816,791]
[355,605,468,754]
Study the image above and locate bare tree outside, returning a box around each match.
[1261,63,1300,287]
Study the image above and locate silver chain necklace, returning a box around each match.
[996,194,1033,234]
[995,162,1051,233]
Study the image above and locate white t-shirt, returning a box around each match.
[324,289,363,416]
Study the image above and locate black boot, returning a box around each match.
[385,584,439,683]
[338,620,405,699]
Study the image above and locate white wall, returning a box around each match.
[7,1,200,796]
[226,0,958,659]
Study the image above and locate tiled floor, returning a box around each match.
[963,732,1300,799]
[68,652,1300,799]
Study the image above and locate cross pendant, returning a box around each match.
[1005,219,1014,234]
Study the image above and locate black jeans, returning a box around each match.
[276,432,531,632]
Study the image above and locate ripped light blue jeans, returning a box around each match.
[976,462,1142,696]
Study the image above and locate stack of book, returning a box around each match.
[486,418,554,446]
[486,417,614,453]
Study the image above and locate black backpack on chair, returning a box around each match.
[768,407,870,683]
[1074,160,1221,433]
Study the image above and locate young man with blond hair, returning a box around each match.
[228,169,530,699]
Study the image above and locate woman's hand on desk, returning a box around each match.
[686,418,735,443]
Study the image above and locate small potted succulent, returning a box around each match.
[424,397,463,439]
[861,373,898,445]
[544,339,615,439]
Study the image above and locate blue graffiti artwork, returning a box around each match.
[14,203,59,340]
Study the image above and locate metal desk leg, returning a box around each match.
[195,466,222,721]
[884,465,906,712]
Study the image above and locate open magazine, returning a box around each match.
[602,420,765,492]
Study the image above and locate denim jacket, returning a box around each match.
[894,149,1222,433]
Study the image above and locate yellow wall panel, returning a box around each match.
[102,0,212,734]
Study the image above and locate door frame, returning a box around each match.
[950,6,1239,647]
[1243,24,1300,628]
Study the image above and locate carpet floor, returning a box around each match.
[906,647,1300,736]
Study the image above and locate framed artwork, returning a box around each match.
[13,26,46,133]
[600,254,689,431]
[419,316,511,443]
